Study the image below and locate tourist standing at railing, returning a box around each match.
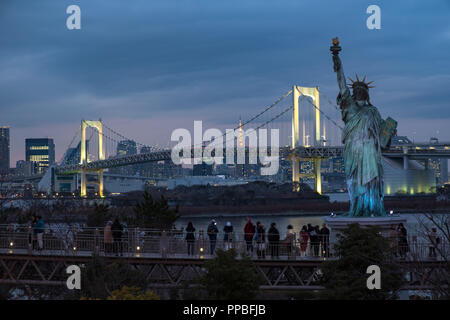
[388,224,398,257]
[112,218,123,256]
[104,221,113,255]
[283,225,295,258]
[185,222,196,256]
[255,221,266,259]
[30,215,37,249]
[299,225,309,257]
[397,223,409,259]
[320,223,330,258]
[428,228,438,258]
[267,223,280,259]
[244,218,256,255]
[223,221,233,251]
[33,215,44,251]
[309,225,320,257]
[207,220,219,255]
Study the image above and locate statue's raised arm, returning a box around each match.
[330,37,347,96]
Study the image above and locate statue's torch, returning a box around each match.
[330,37,341,56]
[330,37,342,72]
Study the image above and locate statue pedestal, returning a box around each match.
[323,215,407,243]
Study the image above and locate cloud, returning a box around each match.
[1,0,449,165]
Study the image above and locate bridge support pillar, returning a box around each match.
[79,120,104,198]
[292,156,300,191]
[314,158,322,194]
[80,167,87,198]
[98,169,104,198]
[440,158,448,184]
[291,86,322,194]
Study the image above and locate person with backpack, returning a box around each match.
[243,217,256,255]
[207,220,219,255]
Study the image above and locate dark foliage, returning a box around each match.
[319,223,404,299]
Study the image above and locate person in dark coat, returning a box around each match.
[255,222,266,259]
[207,220,219,255]
[319,223,330,257]
[111,218,123,256]
[267,223,280,259]
[185,222,196,256]
[310,225,320,257]
[223,221,233,251]
[397,223,409,259]
[243,218,256,255]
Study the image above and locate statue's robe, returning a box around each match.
[338,89,386,217]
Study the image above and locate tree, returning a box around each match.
[107,286,159,300]
[319,223,404,300]
[200,249,264,300]
[87,203,111,227]
[133,191,179,229]
[77,255,148,299]
[411,213,450,299]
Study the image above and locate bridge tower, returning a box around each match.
[80,120,104,198]
[291,86,322,194]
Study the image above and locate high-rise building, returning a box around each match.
[0,127,10,173]
[138,146,155,177]
[330,157,345,174]
[111,140,138,175]
[25,138,55,174]
[117,140,137,156]
[15,160,38,176]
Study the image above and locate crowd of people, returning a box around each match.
[188,218,332,259]
[25,215,441,261]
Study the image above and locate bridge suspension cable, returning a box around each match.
[297,88,343,131]
[189,89,294,149]
[59,126,81,165]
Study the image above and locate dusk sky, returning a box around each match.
[1,0,450,165]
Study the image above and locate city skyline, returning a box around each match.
[1,0,450,165]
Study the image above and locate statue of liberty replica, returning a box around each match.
[330,38,397,217]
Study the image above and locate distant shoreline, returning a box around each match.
[179,209,450,219]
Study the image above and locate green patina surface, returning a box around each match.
[331,40,396,217]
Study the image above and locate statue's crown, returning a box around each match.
[348,74,375,89]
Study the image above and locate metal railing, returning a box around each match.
[0,224,447,261]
